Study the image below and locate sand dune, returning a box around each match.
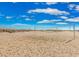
[0,31,79,56]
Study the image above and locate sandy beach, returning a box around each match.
[0,31,79,56]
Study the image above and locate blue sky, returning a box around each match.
[0,2,79,30]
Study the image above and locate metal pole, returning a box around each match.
[33,19,36,31]
[34,24,35,31]
[65,23,76,43]
[73,23,75,40]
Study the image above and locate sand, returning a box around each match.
[0,31,79,57]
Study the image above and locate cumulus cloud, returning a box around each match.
[75,5,79,11]
[37,20,53,23]
[37,19,61,23]
[46,2,70,5]
[65,17,79,22]
[68,4,76,10]
[68,4,79,11]
[34,2,40,5]
[5,16,13,19]
[28,8,70,15]
[34,2,57,5]
[56,22,68,24]
[60,16,68,19]
[46,2,58,5]
[19,15,33,21]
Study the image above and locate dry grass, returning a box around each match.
[0,31,79,56]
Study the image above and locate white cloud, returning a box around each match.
[60,2,70,4]
[19,15,33,20]
[37,19,61,23]
[46,2,70,5]
[34,2,40,4]
[68,4,76,10]
[12,23,29,26]
[66,17,79,22]
[5,16,13,19]
[75,5,79,11]
[56,22,68,24]
[37,20,52,23]
[66,19,78,22]
[34,2,57,5]
[46,2,58,5]
[68,4,79,11]
[60,16,68,19]
[28,8,70,15]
